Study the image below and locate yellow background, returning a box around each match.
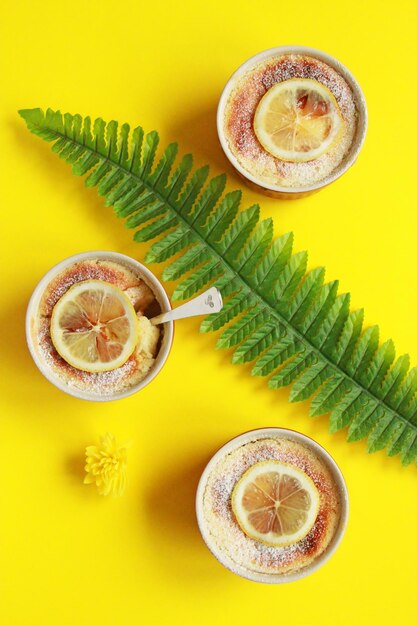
[1,1,416,624]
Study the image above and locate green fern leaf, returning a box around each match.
[253,233,293,295]
[177,165,209,216]
[200,291,252,333]
[347,403,385,442]
[164,154,194,201]
[252,337,301,377]
[125,201,167,229]
[114,186,150,217]
[388,366,417,413]
[237,218,274,277]
[149,143,178,190]
[329,388,364,432]
[289,362,333,402]
[367,414,403,453]
[144,227,195,263]
[212,274,241,297]
[379,354,410,402]
[200,190,241,244]
[216,308,268,349]
[310,376,351,417]
[171,259,222,301]
[332,309,364,366]
[311,293,350,353]
[133,213,178,242]
[232,323,283,365]
[386,423,412,457]
[19,107,417,466]
[190,174,226,225]
[217,205,260,262]
[85,161,111,187]
[273,250,308,303]
[162,244,210,281]
[403,399,417,422]
[346,325,379,377]
[287,268,325,324]
[299,281,338,336]
[269,351,316,389]
[400,433,417,465]
[139,130,159,179]
[363,339,396,392]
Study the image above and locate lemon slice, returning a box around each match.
[50,280,139,372]
[231,460,320,547]
[254,78,344,162]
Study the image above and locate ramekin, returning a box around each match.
[217,46,368,199]
[26,251,173,402]
[196,427,349,583]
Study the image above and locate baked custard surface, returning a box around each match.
[223,54,358,188]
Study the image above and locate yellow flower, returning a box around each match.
[84,433,128,496]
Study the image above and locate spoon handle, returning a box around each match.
[150,287,223,325]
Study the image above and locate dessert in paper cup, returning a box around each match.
[196,428,349,583]
[217,46,367,198]
[26,251,173,401]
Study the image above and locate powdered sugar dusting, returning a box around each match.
[224,54,358,188]
[202,437,340,576]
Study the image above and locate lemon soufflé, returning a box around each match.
[29,255,163,397]
[221,49,362,190]
[198,430,347,581]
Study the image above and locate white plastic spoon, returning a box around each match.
[150,287,223,325]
